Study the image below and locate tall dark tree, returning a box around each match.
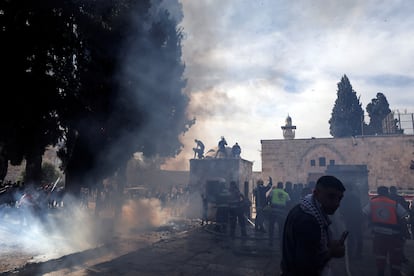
[57,0,193,197]
[56,0,139,196]
[329,75,365,137]
[365,92,397,135]
[0,0,192,197]
[0,0,78,185]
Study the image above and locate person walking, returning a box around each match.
[389,185,410,263]
[268,181,290,246]
[228,181,247,238]
[253,177,272,233]
[363,186,409,276]
[280,175,347,276]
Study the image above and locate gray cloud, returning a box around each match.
[164,0,414,171]
[364,74,414,87]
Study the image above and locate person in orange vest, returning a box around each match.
[363,186,409,276]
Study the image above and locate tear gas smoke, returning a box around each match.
[116,198,169,236]
[0,193,98,264]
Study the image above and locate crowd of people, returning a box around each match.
[3,174,414,275]
[253,177,414,276]
[200,176,414,276]
[1,179,193,224]
[0,180,65,225]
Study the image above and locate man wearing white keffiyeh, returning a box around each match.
[280,175,347,276]
[301,194,332,257]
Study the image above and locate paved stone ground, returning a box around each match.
[2,220,414,276]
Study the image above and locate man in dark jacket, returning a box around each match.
[280,175,346,276]
[228,181,247,238]
[253,177,272,232]
[389,185,410,263]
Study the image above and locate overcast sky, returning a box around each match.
[162,0,414,172]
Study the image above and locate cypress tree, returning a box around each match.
[329,75,365,137]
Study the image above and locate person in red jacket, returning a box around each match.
[363,186,409,276]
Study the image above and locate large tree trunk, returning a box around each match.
[64,169,83,198]
[25,151,42,186]
[0,151,8,182]
[63,130,95,199]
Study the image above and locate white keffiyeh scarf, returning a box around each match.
[300,194,332,253]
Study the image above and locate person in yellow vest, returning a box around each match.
[363,186,409,276]
[268,182,291,246]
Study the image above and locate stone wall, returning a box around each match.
[261,135,414,191]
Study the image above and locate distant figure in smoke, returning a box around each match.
[231,142,241,158]
[215,182,229,233]
[228,181,247,238]
[215,136,227,158]
[253,177,272,233]
[201,193,208,225]
[193,139,205,159]
[18,187,41,226]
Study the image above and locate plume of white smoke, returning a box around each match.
[115,198,170,236]
[0,193,102,264]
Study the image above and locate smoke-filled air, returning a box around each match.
[0,0,195,273]
[1,0,414,275]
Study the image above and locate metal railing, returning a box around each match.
[362,111,414,135]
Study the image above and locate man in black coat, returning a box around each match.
[280,175,346,276]
[253,177,272,232]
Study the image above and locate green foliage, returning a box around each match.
[0,0,78,159]
[0,0,192,194]
[20,162,60,185]
[365,93,394,135]
[329,75,365,137]
[0,0,79,184]
[41,162,61,185]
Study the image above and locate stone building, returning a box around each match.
[261,116,414,204]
